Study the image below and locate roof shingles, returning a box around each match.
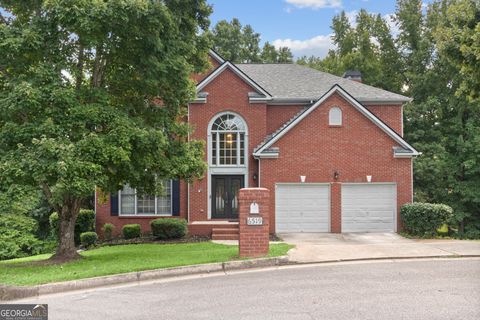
[236,64,410,103]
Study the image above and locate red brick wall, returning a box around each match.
[95,62,411,236]
[330,183,342,233]
[239,188,270,257]
[188,67,267,221]
[95,182,188,238]
[266,105,305,135]
[365,104,403,136]
[260,92,412,233]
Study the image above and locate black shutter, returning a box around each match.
[110,193,119,216]
[172,180,180,216]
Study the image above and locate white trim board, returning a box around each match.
[209,49,225,64]
[196,61,272,99]
[253,84,419,157]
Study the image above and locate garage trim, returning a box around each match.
[341,182,397,232]
[275,183,331,233]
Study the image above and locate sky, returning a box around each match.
[208,0,422,58]
[1,1,430,59]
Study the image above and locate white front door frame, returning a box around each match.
[207,111,249,219]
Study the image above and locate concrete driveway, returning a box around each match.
[279,233,480,263]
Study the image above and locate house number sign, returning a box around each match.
[247,217,263,226]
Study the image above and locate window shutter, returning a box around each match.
[172,180,180,216]
[110,193,119,216]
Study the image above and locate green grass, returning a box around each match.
[0,242,293,286]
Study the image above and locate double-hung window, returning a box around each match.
[119,180,172,216]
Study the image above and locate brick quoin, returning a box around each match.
[238,188,270,258]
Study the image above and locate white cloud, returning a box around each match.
[383,13,400,36]
[272,34,335,58]
[285,0,342,10]
[345,10,358,27]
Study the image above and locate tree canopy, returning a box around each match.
[0,0,211,259]
[211,18,293,63]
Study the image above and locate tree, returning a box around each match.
[0,0,211,261]
[434,0,480,103]
[399,0,480,236]
[211,20,294,64]
[211,18,244,62]
[277,47,294,63]
[242,25,262,63]
[331,11,356,56]
[299,9,403,92]
[261,42,278,63]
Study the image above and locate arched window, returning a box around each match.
[210,113,246,166]
[329,107,342,126]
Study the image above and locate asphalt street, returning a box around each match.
[15,258,480,320]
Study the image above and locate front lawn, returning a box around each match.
[0,242,293,286]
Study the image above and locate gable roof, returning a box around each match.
[237,64,411,104]
[196,61,272,99]
[253,84,419,157]
[208,49,225,64]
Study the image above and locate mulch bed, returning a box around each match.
[97,235,211,247]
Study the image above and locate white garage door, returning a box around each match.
[341,184,396,232]
[275,184,330,233]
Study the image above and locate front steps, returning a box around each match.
[212,224,239,240]
[188,221,239,240]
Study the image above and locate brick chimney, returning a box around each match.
[342,70,362,83]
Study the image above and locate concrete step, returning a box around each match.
[212,228,239,235]
[211,233,239,240]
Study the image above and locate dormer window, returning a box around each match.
[329,107,342,126]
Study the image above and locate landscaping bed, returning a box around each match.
[0,242,293,286]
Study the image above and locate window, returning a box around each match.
[119,181,172,216]
[211,113,246,166]
[329,107,342,126]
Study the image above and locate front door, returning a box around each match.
[212,175,244,219]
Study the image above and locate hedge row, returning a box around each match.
[118,218,188,240]
[400,202,453,237]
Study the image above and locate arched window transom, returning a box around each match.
[329,106,342,126]
[211,113,246,166]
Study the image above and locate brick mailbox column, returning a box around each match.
[238,188,270,258]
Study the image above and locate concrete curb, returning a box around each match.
[2,254,478,301]
[0,256,290,301]
[285,254,480,266]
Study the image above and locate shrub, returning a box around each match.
[49,209,95,245]
[0,214,43,260]
[150,218,187,240]
[401,203,453,237]
[76,209,95,241]
[102,223,115,240]
[122,224,141,239]
[80,232,98,248]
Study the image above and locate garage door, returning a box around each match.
[341,184,396,232]
[275,184,330,233]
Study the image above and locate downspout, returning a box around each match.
[257,157,261,187]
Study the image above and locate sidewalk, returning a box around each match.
[279,233,480,263]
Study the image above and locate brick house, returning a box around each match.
[96,50,419,239]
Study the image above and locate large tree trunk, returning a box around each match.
[50,198,82,262]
